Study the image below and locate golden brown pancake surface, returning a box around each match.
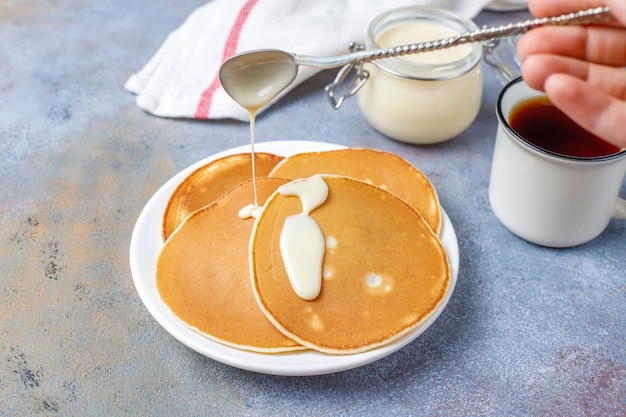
[156,177,303,352]
[162,152,283,241]
[250,175,450,354]
[268,148,441,234]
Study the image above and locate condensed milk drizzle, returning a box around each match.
[221,56,329,299]
[232,106,260,219]
[250,110,259,206]
[277,174,328,300]
[220,54,298,217]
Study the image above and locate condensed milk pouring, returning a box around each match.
[220,57,330,301]
[220,51,298,214]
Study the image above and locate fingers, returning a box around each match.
[521,0,626,149]
[606,0,626,24]
[544,73,626,148]
[521,54,626,99]
[529,0,600,17]
[528,0,626,20]
[528,0,626,24]
[520,54,585,91]
[517,25,626,67]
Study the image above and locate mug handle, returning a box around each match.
[615,197,626,219]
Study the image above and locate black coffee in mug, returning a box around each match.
[509,97,621,158]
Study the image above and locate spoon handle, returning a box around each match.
[294,6,612,69]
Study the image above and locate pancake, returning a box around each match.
[156,177,303,352]
[250,175,450,354]
[268,148,441,234]
[162,152,283,241]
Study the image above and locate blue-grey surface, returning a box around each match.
[1,1,624,416]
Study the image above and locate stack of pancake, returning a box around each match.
[156,148,450,354]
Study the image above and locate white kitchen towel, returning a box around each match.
[125,0,493,121]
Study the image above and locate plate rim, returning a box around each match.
[129,140,460,376]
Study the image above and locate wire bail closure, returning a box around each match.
[482,36,521,85]
[324,43,369,109]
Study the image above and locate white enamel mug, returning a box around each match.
[489,77,626,247]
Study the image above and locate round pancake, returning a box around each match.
[162,152,283,241]
[157,177,303,352]
[250,175,450,354]
[268,148,441,234]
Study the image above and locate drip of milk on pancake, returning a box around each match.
[235,108,261,219]
[277,174,328,300]
[220,58,297,217]
[236,107,262,219]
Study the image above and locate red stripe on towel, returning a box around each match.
[194,0,259,119]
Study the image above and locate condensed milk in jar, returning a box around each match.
[357,7,483,144]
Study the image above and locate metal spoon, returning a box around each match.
[219,6,611,108]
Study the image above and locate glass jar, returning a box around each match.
[355,7,483,144]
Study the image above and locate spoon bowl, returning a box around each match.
[219,49,298,111]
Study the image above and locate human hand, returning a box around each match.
[517,0,626,148]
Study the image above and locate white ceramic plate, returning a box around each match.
[129,140,460,376]
[486,0,528,12]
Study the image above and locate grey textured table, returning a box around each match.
[1,1,624,416]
